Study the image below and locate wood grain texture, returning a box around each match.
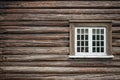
[1,9,120,14]
[0,14,120,21]
[0,1,120,8]
[0,40,69,47]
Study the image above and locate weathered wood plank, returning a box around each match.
[0,1,120,8]
[0,14,120,21]
[1,66,120,74]
[112,33,120,39]
[0,55,120,62]
[0,61,120,67]
[0,26,69,34]
[0,26,119,34]
[0,21,68,26]
[0,34,69,40]
[0,40,68,47]
[1,74,120,80]
[1,47,69,55]
[1,9,120,14]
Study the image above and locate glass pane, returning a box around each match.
[101,47,104,52]
[85,47,88,52]
[101,41,104,46]
[77,29,80,34]
[85,29,88,34]
[81,47,84,52]
[85,35,88,40]
[97,41,100,46]
[77,35,80,40]
[85,41,88,46]
[93,41,96,46]
[93,47,96,52]
[81,35,84,40]
[93,29,96,34]
[101,29,104,34]
[81,29,84,34]
[97,47,100,52]
[97,35,100,40]
[101,35,104,40]
[92,35,95,40]
[77,47,80,52]
[81,41,84,46]
[97,29,100,34]
[77,41,80,46]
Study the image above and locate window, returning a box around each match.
[69,20,114,58]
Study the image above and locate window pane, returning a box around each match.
[81,47,84,52]
[77,41,80,46]
[97,35,100,40]
[101,35,104,40]
[81,29,84,34]
[77,47,80,52]
[85,29,88,34]
[93,47,96,52]
[92,41,96,46]
[85,47,88,52]
[97,29,100,34]
[85,41,88,46]
[97,41,100,46]
[77,35,80,40]
[93,29,96,34]
[92,35,95,40]
[81,35,84,40]
[101,29,104,34]
[101,47,104,52]
[77,29,80,34]
[101,41,104,46]
[81,41,84,46]
[97,47,100,52]
[85,35,88,40]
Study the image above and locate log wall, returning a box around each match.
[0,0,120,80]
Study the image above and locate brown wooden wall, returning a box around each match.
[0,0,120,80]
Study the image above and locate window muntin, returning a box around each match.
[75,27,106,56]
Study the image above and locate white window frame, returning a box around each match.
[69,20,114,58]
[75,27,107,56]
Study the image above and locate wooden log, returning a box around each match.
[112,27,120,33]
[1,74,120,80]
[0,55,68,62]
[0,14,120,21]
[1,47,69,55]
[1,66,120,74]
[0,55,120,62]
[112,47,120,55]
[0,40,69,47]
[0,61,120,67]
[112,33,120,39]
[1,9,120,14]
[0,21,68,26]
[0,26,69,34]
[0,1,120,8]
[0,34,69,40]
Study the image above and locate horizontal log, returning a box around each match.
[0,21,68,26]
[0,55,120,62]
[1,9,120,14]
[0,26,69,34]
[0,61,120,67]
[0,26,119,34]
[0,34,69,40]
[0,14,120,21]
[0,1,120,8]
[1,74,120,80]
[0,40,68,47]
[112,27,120,33]
[1,66,120,74]
[112,33,120,39]
[1,47,68,55]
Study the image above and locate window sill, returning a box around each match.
[69,55,114,59]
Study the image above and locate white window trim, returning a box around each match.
[69,27,114,58]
